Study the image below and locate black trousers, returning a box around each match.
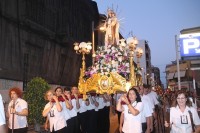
[142,122,147,133]
[78,111,89,133]
[87,110,98,133]
[51,126,67,133]
[97,108,104,133]
[66,116,81,133]
[8,127,27,133]
[104,106,110,133]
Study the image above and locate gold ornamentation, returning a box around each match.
[110,72,127,93]
[98,75,113,94]
[86,74,100,93]
[78,72,127,96]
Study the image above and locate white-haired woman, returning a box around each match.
[43,90,67,133]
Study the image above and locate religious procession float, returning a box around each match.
[74,9,144,99]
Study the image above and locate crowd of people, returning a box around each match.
[0,86,111,133]
[1,84,200,133]
[42,86,111,133]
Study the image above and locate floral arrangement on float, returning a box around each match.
[76,37,144,95]
[84,44,131,80]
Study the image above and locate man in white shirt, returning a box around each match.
[143,84,159,133]
[72,86,89,133]
[64,86,80,133]
[139,86,154,133]
[87,93,99,133]
[148,89,159,107]
[0,94,6,133]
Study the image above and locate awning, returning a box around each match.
[174,85,188,90]
[166,63,188,73]
[167,73,174,79]
[174,71,186,78]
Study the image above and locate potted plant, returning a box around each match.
[23,77,50,131]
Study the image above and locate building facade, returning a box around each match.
[136,40,152,85]
[165,60,193,91]
[151,66,162,87]
[0,0,102,91]
[180,27,200,94]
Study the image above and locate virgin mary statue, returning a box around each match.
[104,9,120,48]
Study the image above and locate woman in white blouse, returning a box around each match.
[117,88,143,133]
[165,90,200,133]
[7,87,28,133]
[43,90,67,133]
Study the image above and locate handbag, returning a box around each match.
[188,110,195,132]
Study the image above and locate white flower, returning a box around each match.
[112,69,116,72]
[107,49,111,53]
[118,56,122,62]
[111,60,115,65]
[118,52,122,56]
[111,47,115,50]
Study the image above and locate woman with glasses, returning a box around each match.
[165,90,200,133]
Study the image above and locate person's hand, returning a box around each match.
[44,123,49,131]
[164,121,169,127]
[150,123,153,132]
[61,94,66,100]
[52,95,58,102]
[66,94,71,100]
[120,95,126,101]
[10,108,16,114]
[119,125,123,133]
[121,95,129,104]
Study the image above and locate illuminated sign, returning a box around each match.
[179,33,200,57]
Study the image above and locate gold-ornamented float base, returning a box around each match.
[78,72,128,97]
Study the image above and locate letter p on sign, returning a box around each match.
[183,38,200,54]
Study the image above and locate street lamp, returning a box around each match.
[74,42,92,74]
[136,47,143,67]
[136,47,143,86]
[126,36,138,86]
